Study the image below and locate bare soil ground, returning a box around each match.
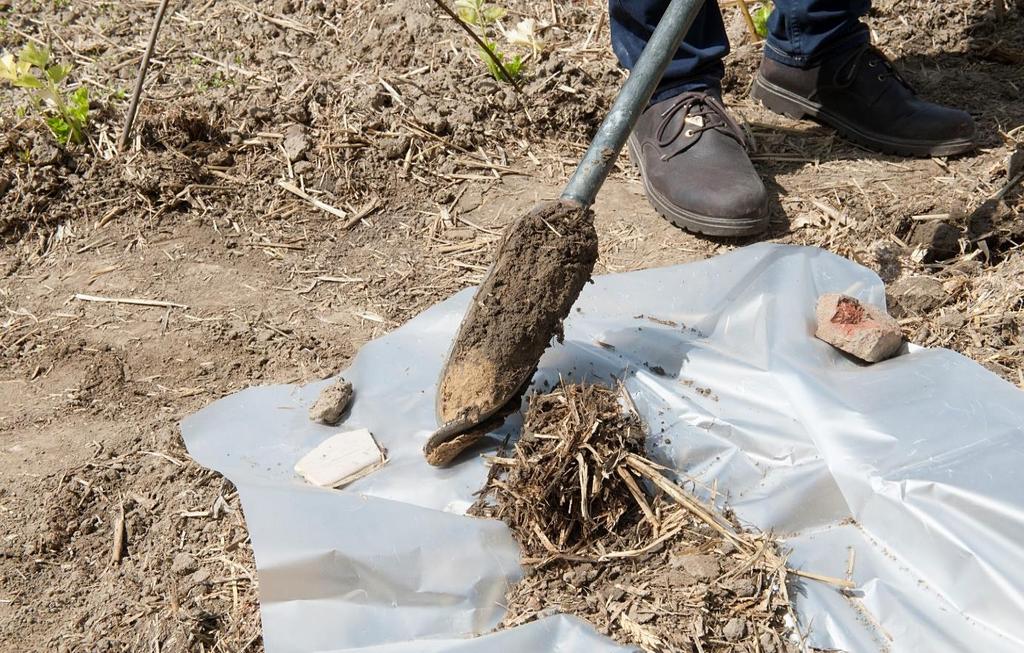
[0,0,1021,651]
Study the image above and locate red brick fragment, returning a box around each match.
[815,293,903,363]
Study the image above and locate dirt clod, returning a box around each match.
[888,275,947,317]
[309,378,354,425]
[909,220,962,262]
[171,552,198,575]
[283,123,310,162]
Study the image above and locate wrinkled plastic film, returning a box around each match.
[181,244,1024,652]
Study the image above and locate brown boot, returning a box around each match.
[628,90,769,238]
[751,45,976,157]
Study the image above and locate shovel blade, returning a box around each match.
[426,199,598,464]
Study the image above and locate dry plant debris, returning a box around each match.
[472,384,800,653]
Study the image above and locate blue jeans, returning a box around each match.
[610,0,871,101]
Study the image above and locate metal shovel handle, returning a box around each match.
[561,0,705,207]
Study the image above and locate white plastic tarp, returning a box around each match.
[180,244,1024,652]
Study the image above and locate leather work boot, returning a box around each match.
[627,91,769,238]
[751,45,976,157]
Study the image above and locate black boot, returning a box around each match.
[628,91,769,237]
[751,45,976,157]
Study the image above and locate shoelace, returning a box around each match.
[836,44,915,93]
[655,92,748,160]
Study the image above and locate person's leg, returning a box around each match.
[751,0,976,156]
[764,0,870,68]
[609,0,728,101]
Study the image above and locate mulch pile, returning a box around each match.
[472,384,802,653]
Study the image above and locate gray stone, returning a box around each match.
[723,617,747,641]
[815,294,903,363]
[935,309,967,331]
[282,124,310,162]
[308,378,354,425]
[669,553,721,581]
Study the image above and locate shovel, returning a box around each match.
[425,0,706,466]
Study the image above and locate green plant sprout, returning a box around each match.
[480,38,523,82]
[453,0,525,84]
[752,2,773,39]
[455,0,505,27]
[0,43,89,145]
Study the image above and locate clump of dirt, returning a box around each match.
[472,384,798,652]
[308,377,354,425]
[429,200,598,463]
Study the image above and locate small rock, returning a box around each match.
[908,221,960,263]
[309,378,354,425]
[282,124,310,162]
[379,136,409,160]
[31,140,62,167]
[669,554,721,581]
[666,569,697,587]
[171,552,197,576]
[815,294,903,363]
[206,149,234,167]
[292,160,314,176]
[725,577,756,598]
[1007,144,1023,179]
[935,309,966,331]
[887,275,945,317]
[871,240,903,283]
[190,568,212,587]
[723,617,747,641]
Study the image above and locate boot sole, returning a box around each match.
[627,136,769,238]
[750,76,976,158]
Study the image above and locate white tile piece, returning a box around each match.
[294,428,386,488]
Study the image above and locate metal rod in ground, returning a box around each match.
[119,0,172,151]
[560,0,704,207]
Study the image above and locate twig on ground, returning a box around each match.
[74,293,188,309]
[110,502,126,563]
[277,181,348,219]
[733,0,763,41]
[342,197,382,229]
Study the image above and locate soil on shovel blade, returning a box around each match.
[429,200,598,464]
[471,385,799,653]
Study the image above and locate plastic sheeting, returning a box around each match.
[180,244,1024,653]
